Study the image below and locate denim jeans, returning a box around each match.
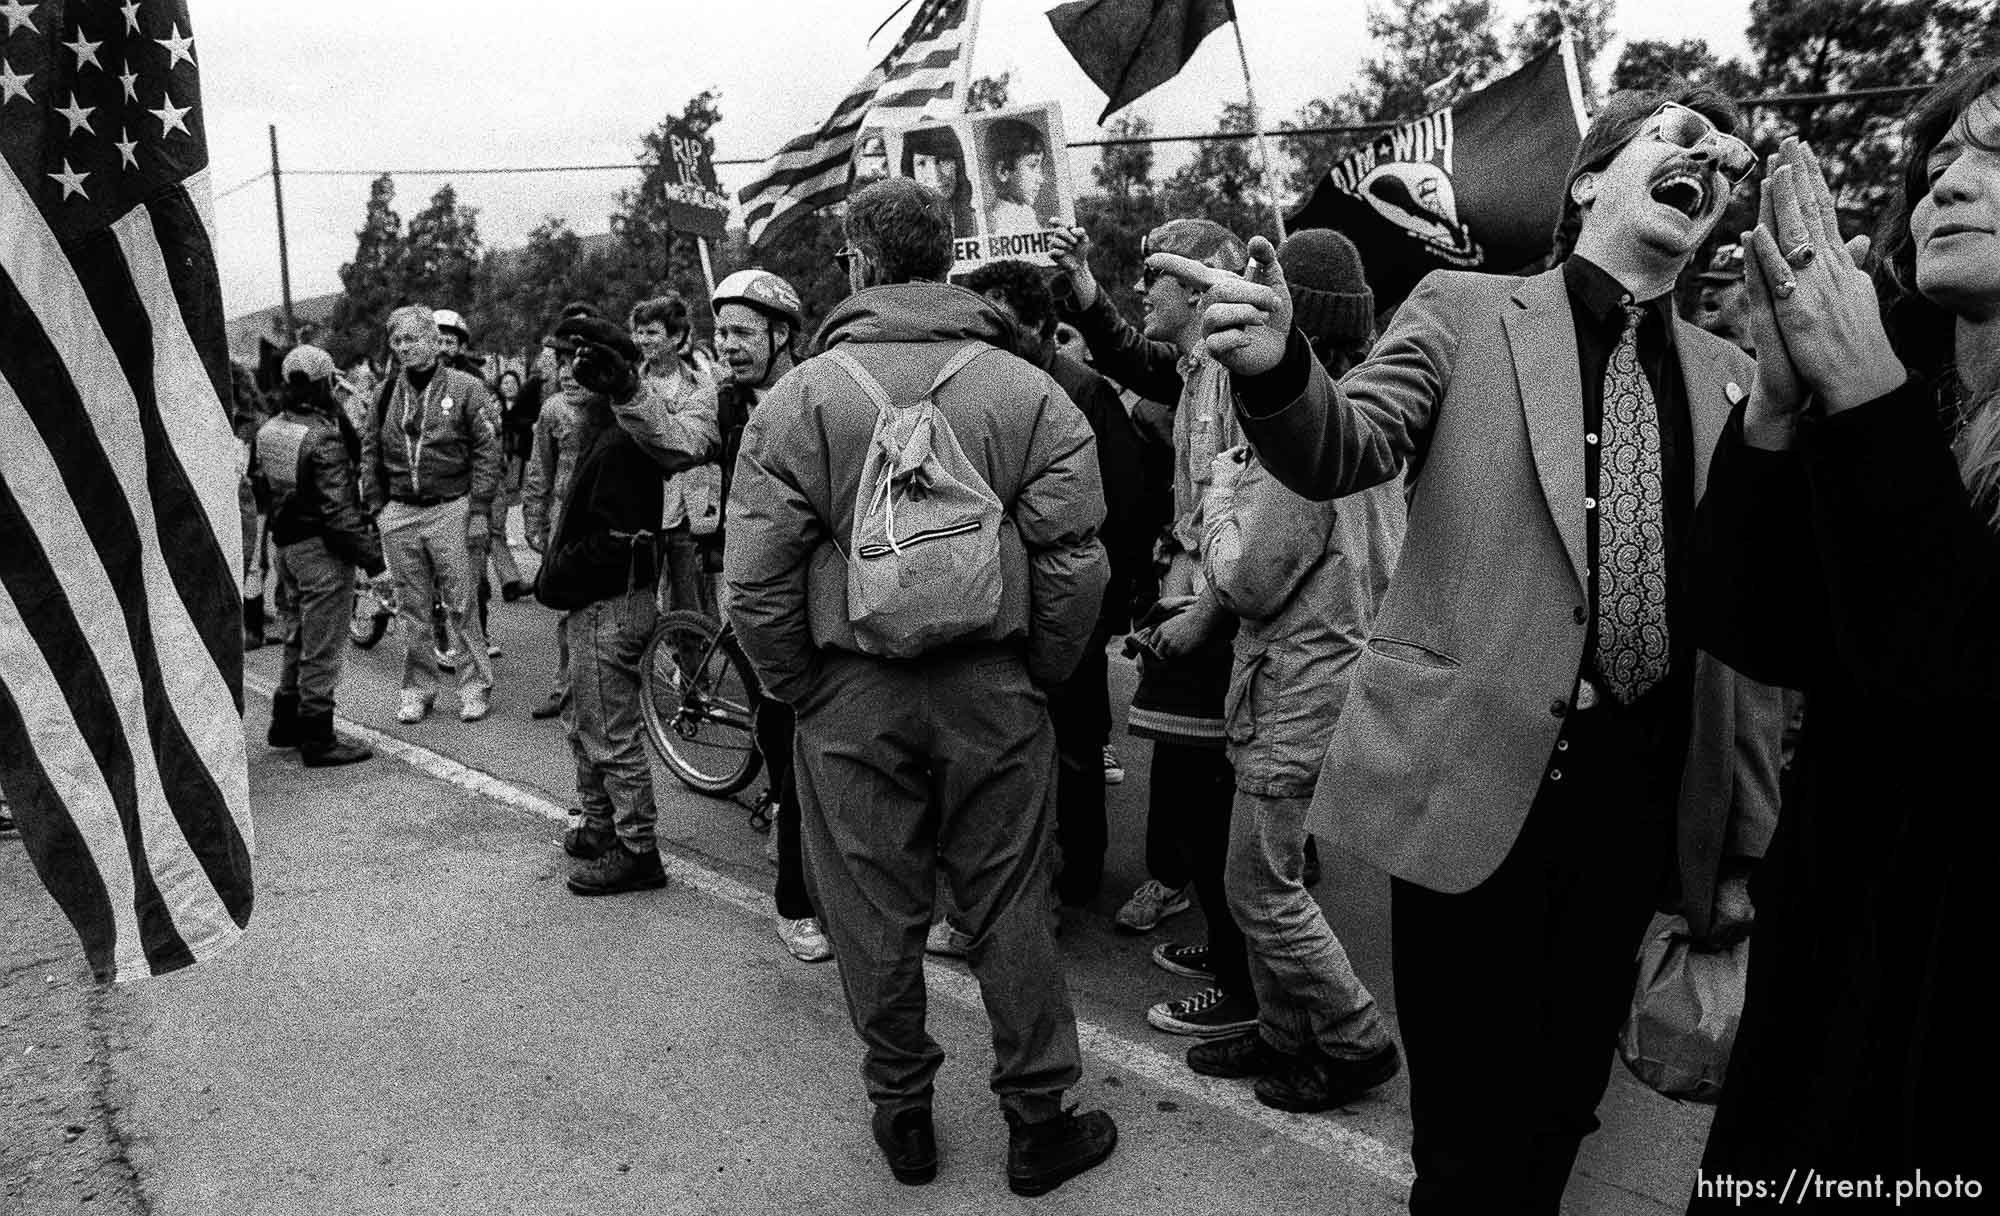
[1225,789,1392,1059]
[275,537,355,718]
[562,588,659,849]
[378,496,493,696]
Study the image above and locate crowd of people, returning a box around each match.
[213,58,1999,1210]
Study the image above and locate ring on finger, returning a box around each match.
[1773,277,1798,300]
[1784,242,1815,269]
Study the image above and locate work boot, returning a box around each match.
[567,843,668,896]
[243,595,267,652]
[298,709,374,768]
[1005,1107,1117,1197]
[870,1106,937,1185]
[531,688,568,720]
[266,691,302,749]
[1253,1043,1401,1113]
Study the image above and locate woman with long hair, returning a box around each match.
[901,123,977,239]
[1689,61,2000,1205]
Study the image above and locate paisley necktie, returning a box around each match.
[1594,303,1670,703]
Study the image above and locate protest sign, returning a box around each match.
[887,101,1076,277]
[659,118,731,241]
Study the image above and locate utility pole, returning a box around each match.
[269,124,297,344]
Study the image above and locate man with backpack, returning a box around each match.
[725,178,1117,1198]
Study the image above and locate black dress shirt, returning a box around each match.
[1563,256,1696,753]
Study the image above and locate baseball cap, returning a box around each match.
[280,344,336,382]
[1141,219,1247,273]
[1696,243,1746,285]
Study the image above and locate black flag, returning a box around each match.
[1047,0,1234,124]
[1289,42,1588,308]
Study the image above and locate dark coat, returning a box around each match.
[1690,380,1996,1200]
[535,412,665,611]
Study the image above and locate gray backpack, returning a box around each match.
[824,342,1003,658]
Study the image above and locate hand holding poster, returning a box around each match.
[887,101,1076,277]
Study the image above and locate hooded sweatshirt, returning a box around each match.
[724,282,1108,705]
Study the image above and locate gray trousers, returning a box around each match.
[794,646,1081,1123]
[378,496,493,696]
[562,588,658,848]
[1225,789,1393,1059]
[275,537,355,718]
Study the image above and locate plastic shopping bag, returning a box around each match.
[1617,912,1748,1104]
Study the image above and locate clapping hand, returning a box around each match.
[1744,139,1904,420]
[1145,235,1294,377]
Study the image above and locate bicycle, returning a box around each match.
[639,608,764,798]
[349,574,395,648]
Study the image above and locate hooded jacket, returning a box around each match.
[725,282,1108,705]
[1203,450,1404,795]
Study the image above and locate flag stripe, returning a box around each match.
[0,666,135,980]
[0,163,251,966]
[113,199,248,711]
[738,0,969,247]
[0,378,195,980]
[65,226,249,857]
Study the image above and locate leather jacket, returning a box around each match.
[253,406,385,575]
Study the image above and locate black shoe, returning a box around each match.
[1151,941,1215,981]
[1186,1029,1299,1079]
[1253,1043,1400,1113]
[1302,833,1322,887]
[266,692,302,749]
[0,810,15,834]
[1006,1107,1117,1197]
[870,1106,937,1186]
[563,823,616,860]
[297,709,374,767]
[531,688,569,720]
[500,580,529,603]
[567,844,668,896]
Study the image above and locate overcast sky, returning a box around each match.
[193,0,1756,318]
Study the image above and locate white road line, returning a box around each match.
[245,676,1415,1192]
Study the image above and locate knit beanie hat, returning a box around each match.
[1279,229,1374,348]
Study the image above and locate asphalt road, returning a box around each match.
[1,523,1713,1215]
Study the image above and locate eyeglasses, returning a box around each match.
[1640,102,1756,186]
[834,246,860,274]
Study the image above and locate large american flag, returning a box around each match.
[737,0,970,248]
[0,0,252,982]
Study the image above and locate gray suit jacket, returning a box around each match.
[1237,265,1759,894]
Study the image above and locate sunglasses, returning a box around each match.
[834,245,860,274]
[1640,102,1756,185]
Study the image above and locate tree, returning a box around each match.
[1162,101,1280,246]
[612,89,727,323]
[327,174,404,365]
[1610,38,1758,96]
[1352,0,1505,123]
[1507,0,1616,102]
[1077,114,1165,322]
[1740,0,1997,238]
[401,183,482,313]
[1277,95,1371,202]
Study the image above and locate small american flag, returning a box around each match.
[0,0,253,982]
[737,0,970,249]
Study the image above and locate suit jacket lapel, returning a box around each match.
[1502,268,1588,595]
[1675,321,1735,502]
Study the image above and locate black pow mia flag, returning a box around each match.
[1290,42,1588,309]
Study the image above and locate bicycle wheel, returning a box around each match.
[640,609,763,796]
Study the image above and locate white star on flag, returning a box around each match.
[47,157,89,199]
[120,61,138,102]
[116,127,138,170]
[155,22,195,70]
[148,90,190,136]
[121,0,142,35]
[64,29,104,71]
[0,0,38,37]
[56,92,95,135]
[0,57,31,105]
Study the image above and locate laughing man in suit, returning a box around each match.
[1154,85,1761,1213]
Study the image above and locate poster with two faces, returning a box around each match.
[852,101,1077,277]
